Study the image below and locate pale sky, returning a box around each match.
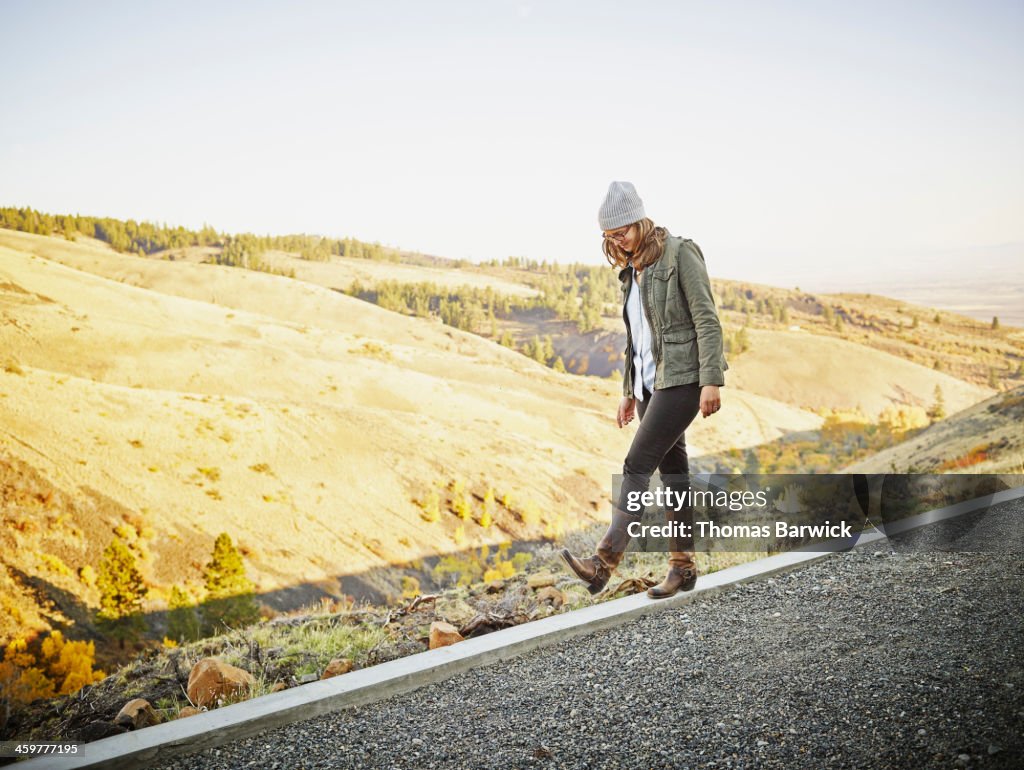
[2,0,1022,289]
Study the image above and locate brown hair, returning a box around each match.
[602,218,668,271]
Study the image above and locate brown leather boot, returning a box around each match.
[560,507,636,595]
[647,551,698,598]
[648,495,698,599]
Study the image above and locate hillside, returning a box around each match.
[0,232,618,644]
[0,229,749,651]
[712,280,1022,391]
[724,328,989,416]
[1,224,1018,662]
[843,385,1024,474]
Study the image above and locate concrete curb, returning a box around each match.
[21,485,1024,769]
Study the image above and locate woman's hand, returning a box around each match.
[617,396,636,428]
[700,385,721,418]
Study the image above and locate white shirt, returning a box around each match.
[625,267,656,400]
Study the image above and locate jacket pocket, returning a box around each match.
[648,266,682,326]
[660,327,699,378]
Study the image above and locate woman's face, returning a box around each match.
[603,223,640,255]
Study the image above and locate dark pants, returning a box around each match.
[616,383,702,513]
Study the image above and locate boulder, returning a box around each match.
[177,706,203,719]
[114,698,162,730]
[186,657,255,708]
[320,658,353,679]
[428,621,464,649]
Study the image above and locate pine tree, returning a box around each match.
[542,336,555,364]
[530,336,543,364]
[453,488,472,520]
[167,585,201,643]
[200,533,260,635]
[96,538,148,649]
[927,385,946,422]
[991,316,1000,330]
[420,489,441,523]
[480,488,495,528]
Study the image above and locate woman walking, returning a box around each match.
[560,181,728,599]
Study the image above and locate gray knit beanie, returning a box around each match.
[598,180,645,230]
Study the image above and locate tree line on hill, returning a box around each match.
[0,206,401,268]
[348,263,620,335]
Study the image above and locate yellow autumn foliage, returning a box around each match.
[3,637,34,668]
[0,631,105,703]
[40,630,106,695]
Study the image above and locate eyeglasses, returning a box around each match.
[602,224,633,242]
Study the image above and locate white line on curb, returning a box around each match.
[20,485,1024,769]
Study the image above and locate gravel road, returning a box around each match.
[152,497,1024,770]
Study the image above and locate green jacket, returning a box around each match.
[620,233,729,396]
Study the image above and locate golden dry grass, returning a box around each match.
[726,328,992,417]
